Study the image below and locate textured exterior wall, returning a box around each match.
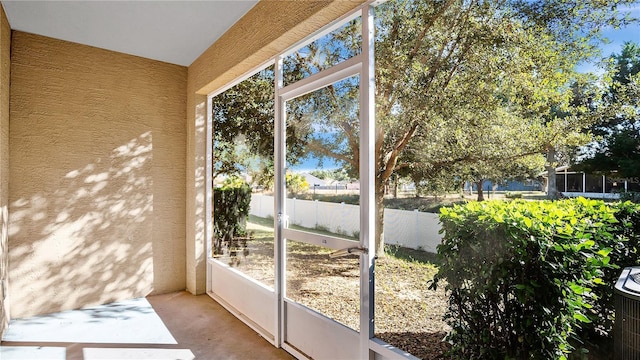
[9,32,187,318]
[0,4,10,335]
[186,0,365,294]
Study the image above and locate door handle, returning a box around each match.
[329,246,367,258]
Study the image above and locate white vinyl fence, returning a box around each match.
[249,194,443,253]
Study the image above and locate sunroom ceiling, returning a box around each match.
[1,1,258,66]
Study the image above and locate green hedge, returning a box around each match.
[213,182,251,253]
[433,198,640,359]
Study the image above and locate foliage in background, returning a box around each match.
[619,191,640,203]
[212,67,274,180]
[576,42,640,179]
[211,65,311,184]
[309,168,354,182]
[286,173,309,195]
[505,191,523,199]
[434,198,640,359]
[413,173,460,199]
[213,177,252,254]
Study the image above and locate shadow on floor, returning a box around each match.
[1,291,294,360]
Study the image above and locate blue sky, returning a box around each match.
[576,5,640,73]
[289,153,340,173]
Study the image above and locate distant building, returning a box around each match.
[299,172,328,187]
[540,166,640,199]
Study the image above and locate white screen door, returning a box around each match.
[272,6,376,359]
[277,70,364,359]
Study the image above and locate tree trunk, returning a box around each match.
[476,180,485,201]
[393,176,399,199]
[546,147,559,200]
[375,189,386,257]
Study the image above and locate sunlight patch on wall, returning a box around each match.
[8,132,155,317]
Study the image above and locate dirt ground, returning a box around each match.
[214,217,451,359]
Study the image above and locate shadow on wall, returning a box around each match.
[1,203,6,331]
[9,131,159,318]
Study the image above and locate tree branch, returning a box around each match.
[407,0,458,63]
[381,122,420,182]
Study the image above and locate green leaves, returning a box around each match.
[569,283,589,295]
[573,313,592,323]
[575,42,640,178]
[213,182,252,255]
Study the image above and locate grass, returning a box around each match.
[385,244,441,265]
[282,190,550,213]
[247,214,275,228]
[384,196,467,213]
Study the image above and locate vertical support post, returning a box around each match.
[274,56,285,348]
[360,4,376,359]
[205,95,214,294]
[186,93,209,295]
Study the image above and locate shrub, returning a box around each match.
[505,191,523,199]
[588,201,640,339]
[213,179,252,254]
[433,198,639,359]
[286,173,309,194]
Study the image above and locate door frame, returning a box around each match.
[275,55,371,359]
[274,6,376,358]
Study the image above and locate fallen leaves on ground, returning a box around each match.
[215,225,452,359]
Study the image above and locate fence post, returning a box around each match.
[415,209,419,249]
[341,202,345,235]
[315,199,319,229]
[292,198,296,225]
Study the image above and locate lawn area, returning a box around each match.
[213,215,451,359]
[281,190,549,213]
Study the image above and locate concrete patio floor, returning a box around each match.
[0,291,294,360]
